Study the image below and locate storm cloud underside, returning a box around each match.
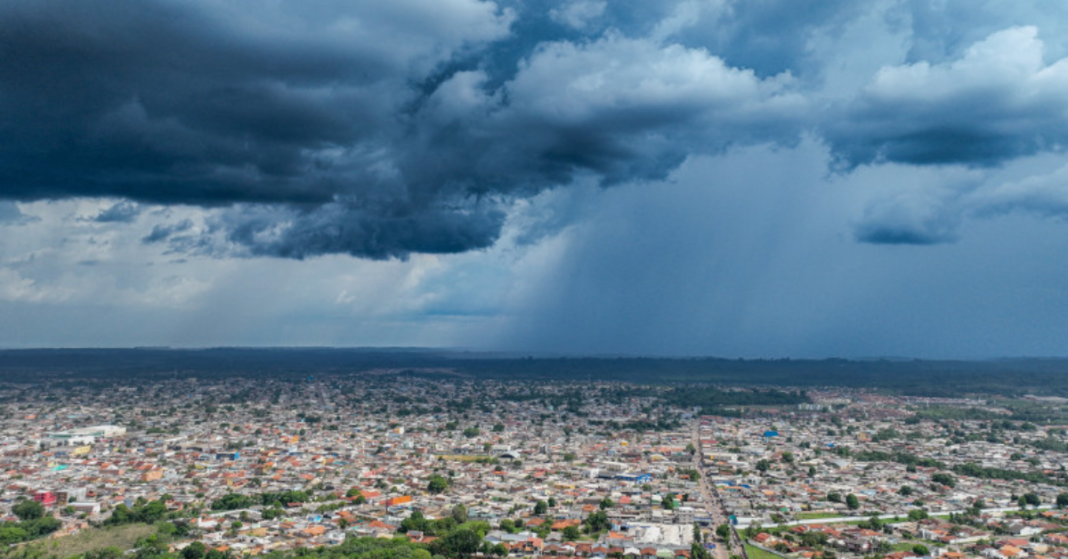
[5,0,1068,257]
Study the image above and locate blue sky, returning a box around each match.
[2,0,1068,356]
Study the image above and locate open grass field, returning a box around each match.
[745,544,786,559]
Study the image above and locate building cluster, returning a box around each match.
[3,378,1068,559]
[698,393,1068,559]
[0,378,716,557]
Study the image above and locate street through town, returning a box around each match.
[692,420,743,559]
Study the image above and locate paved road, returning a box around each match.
[692,420,740,559]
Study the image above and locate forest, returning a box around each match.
[2,348,1068,397]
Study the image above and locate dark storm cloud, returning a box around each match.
[211,203,507,260]
[0,0,812,259]
[853,219,957,246]
[4,1,1068,259]
[0,2,381,203]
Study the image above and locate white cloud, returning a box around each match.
[506,33,803,125]
[830,26,1068,166]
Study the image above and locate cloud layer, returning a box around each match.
[828,26,1068,168]
[6,2,1068,258]
[5,1,1068,356]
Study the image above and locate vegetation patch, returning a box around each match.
[14,523,155,559]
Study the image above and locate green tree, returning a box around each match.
[899,485,914,497]
[912,545,930,556]
[585,510,610,533]
[534,500,548,515]
[931,473,956,488]
[563,525,581,541]
[13,500,44,521]
[428,474,450,494]
[25,516,61,537]
[493,424,505,432]
[826,492,842,503]
[800,531,827,547]
[0,526,28,545]
[716,524,731,541]
[211,493,254,511]
[435,528,482,558]
[599,498,614,510]
[400,510,428,534]
[183,541,207,559]
[692,542,713,559]
[1056,493,1068,509]
[452,504,469,523]
[846,494,860,510]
